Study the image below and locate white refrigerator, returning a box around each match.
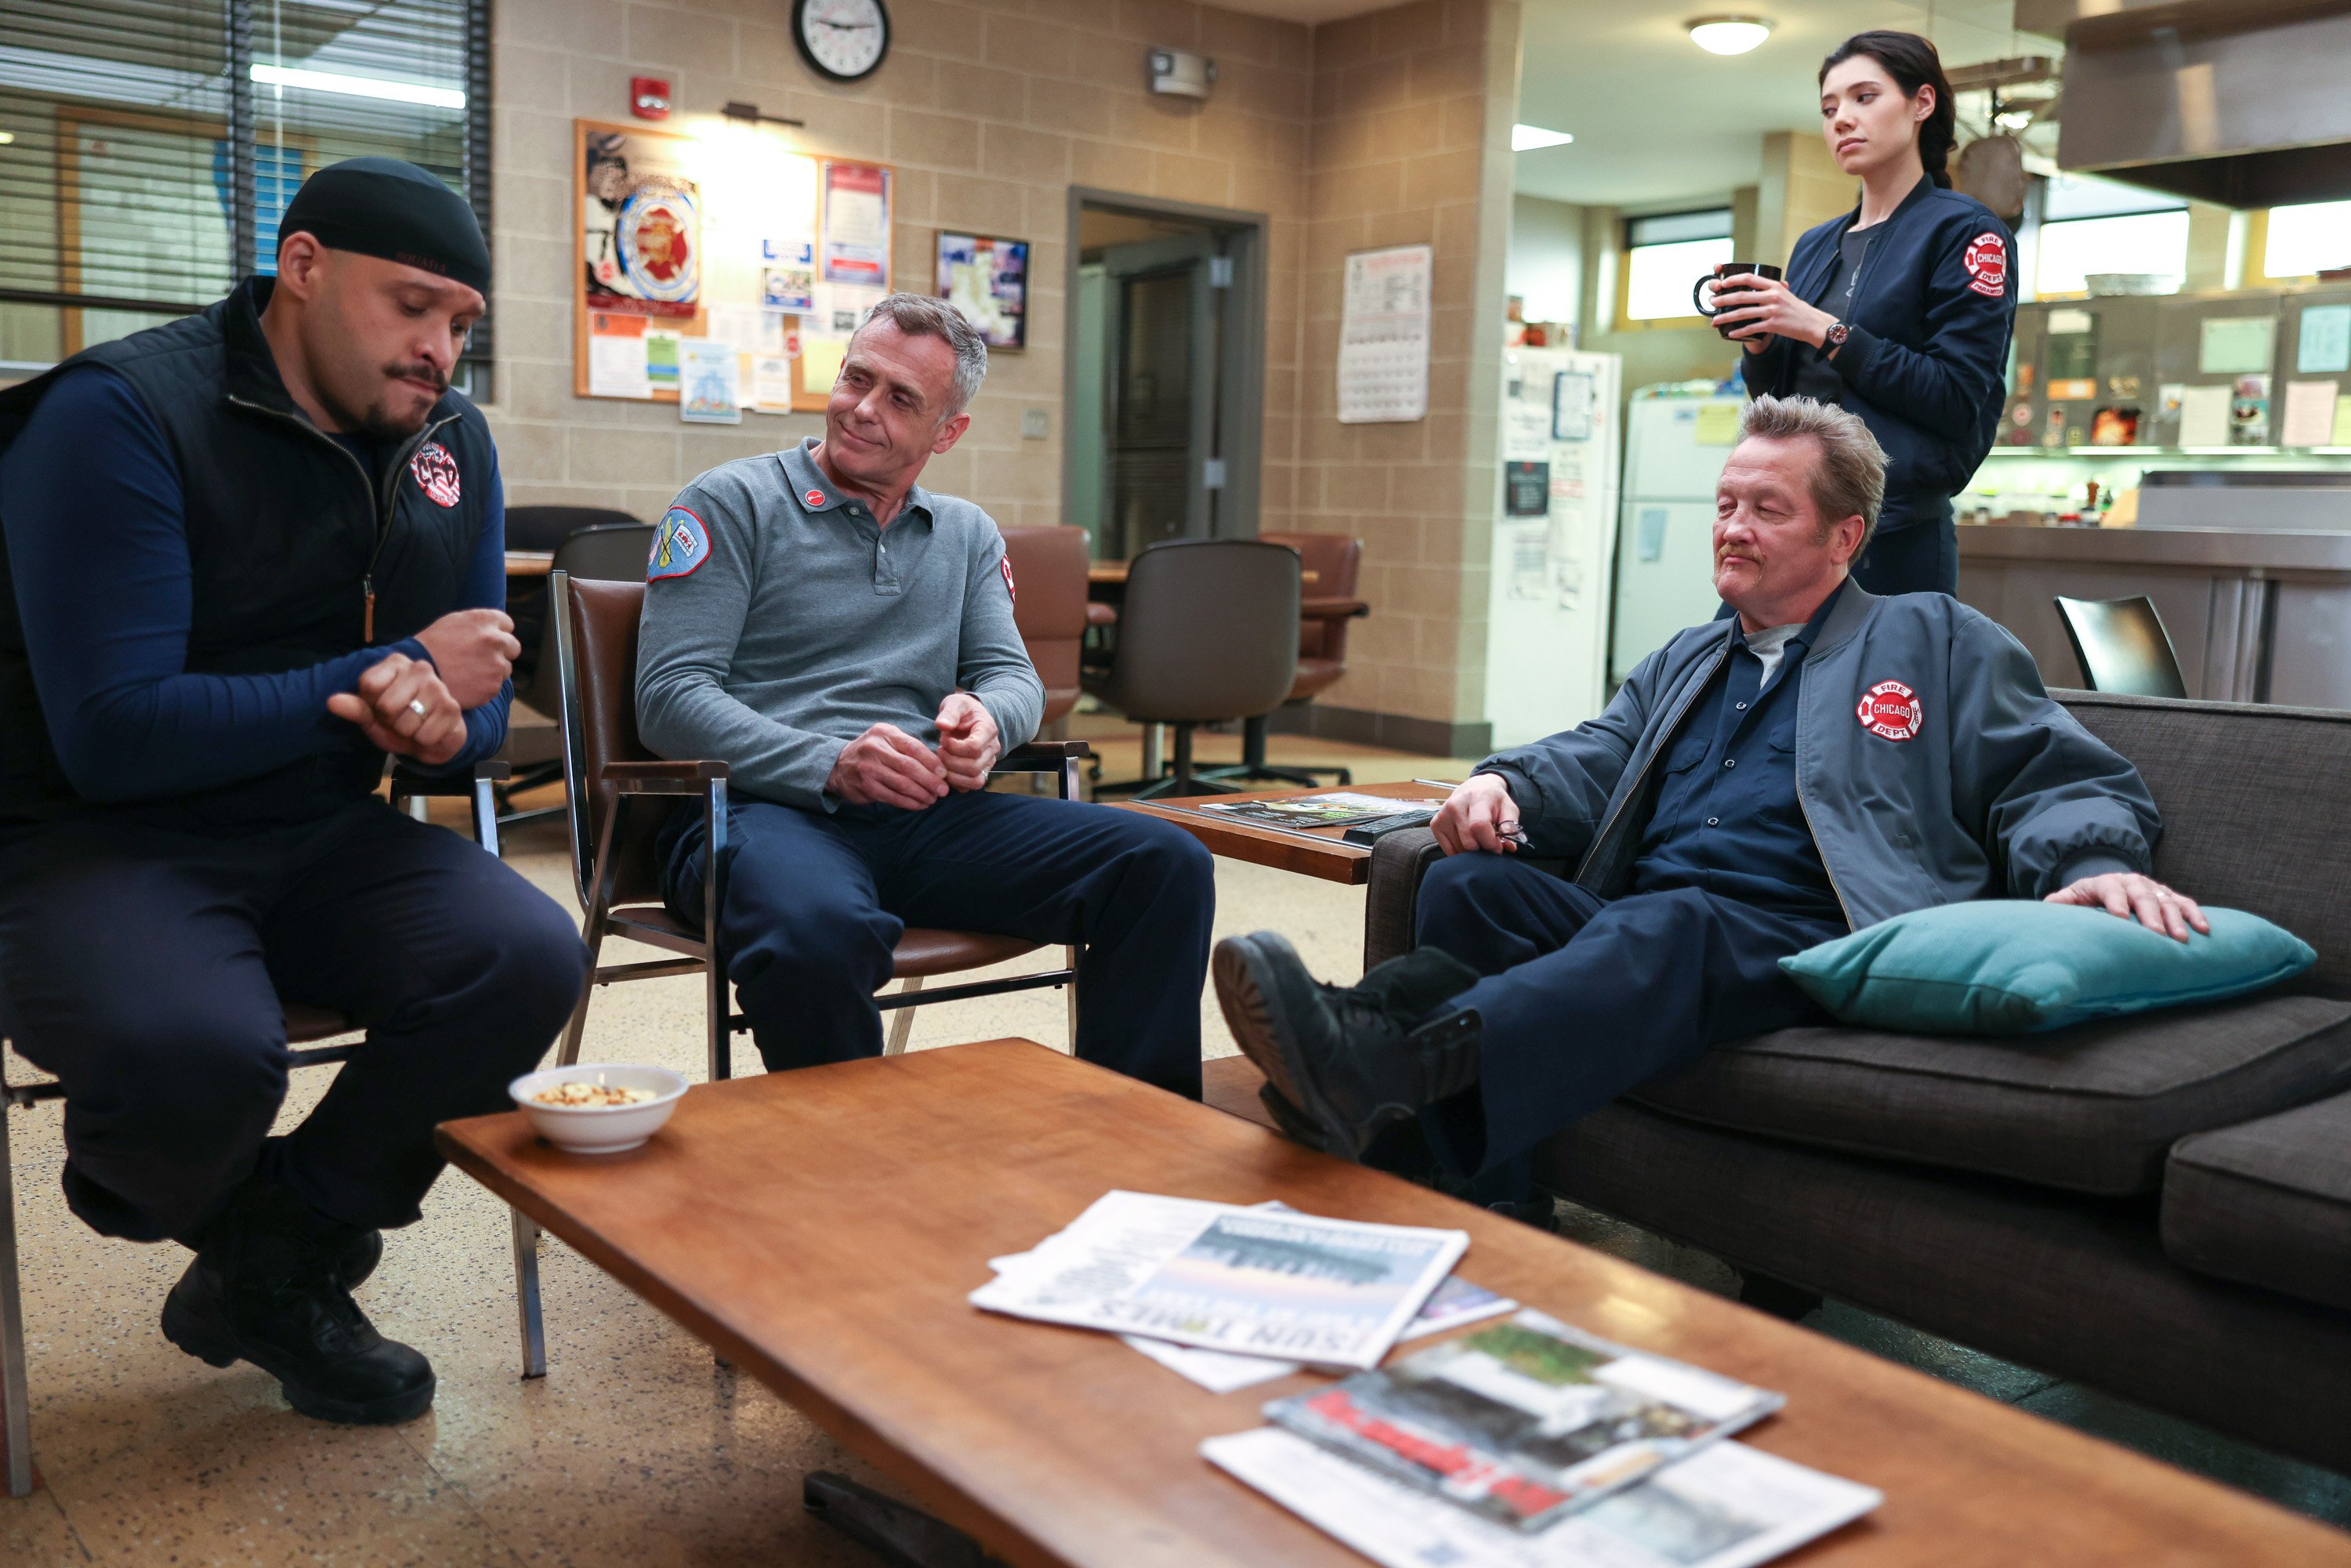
[1483,346,1623,749]
[1610,389,1746,686]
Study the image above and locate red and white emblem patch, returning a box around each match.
[804,488,827,509]
[1963,231,2008,299]
[999,556,1017,603]
[409,442,461,507]
[1857,680,1922,741]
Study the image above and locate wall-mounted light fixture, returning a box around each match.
[1512,124,1574,151]
[1686,16,1773,56]
[721,100,806,130]
[1146,49,1215,100]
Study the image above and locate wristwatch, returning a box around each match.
[1824,319,1851,353]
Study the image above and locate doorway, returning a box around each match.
[1064,192,1266,561]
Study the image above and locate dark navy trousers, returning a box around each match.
[660,788,1215,1097]
[1413,852,1842,1177]
[0,802,587,1243]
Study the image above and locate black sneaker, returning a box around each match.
[161,1182,434,1425]
[1213,932,1483,1161]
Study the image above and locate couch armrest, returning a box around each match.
[1364,827,1444,969]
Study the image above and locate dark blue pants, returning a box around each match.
[660,789,1214,1097]
[1412,853,1839,1177]
[0,802,587,1243]
[1851,516,1957,596]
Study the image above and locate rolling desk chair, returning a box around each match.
[0,765,521,1498]
[2053,595,2189,699]
[1203,531,1367,789]
[1082,540,1301,799]
[498,521,655,827]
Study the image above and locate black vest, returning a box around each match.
[0,276,495,830]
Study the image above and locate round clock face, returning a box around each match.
[795,0,889,82]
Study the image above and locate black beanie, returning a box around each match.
[277,157,491,296]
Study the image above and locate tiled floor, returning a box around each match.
[5,718,2348,1563]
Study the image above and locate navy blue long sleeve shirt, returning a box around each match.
[0,366,508,805]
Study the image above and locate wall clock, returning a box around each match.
[794,0,890,83]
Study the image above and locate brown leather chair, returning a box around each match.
[547,573,1090,1082]
[998,524,1091,730]
[498,520,655,827]
[1201,531,1368,789]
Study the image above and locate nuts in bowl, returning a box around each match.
[508,1063,688,1153]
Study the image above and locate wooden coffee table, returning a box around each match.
[1114,780,1454,885]
[437,1040,2349,1568]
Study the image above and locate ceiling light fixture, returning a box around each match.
[1686,16,1773,56]
[249,63,465,110]
[1512,124,1574,152]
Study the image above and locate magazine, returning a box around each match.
[1203,1425,1880,1568]
[1190,792,1438,831]
[970,1190,1467,1371]
[1119,1276,1522,1394]
[1265,1309,1783,1531]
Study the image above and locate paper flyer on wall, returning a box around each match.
[678,340,743,424]
[1265,1309,1783,1531]
[970,1191,1466,1371]
[1338,244,1432,424]
[1204,1426,1880,1568]
[586,312,652,399]
[821,161,891,287]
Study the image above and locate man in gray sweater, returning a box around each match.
[636,294,1212,1094]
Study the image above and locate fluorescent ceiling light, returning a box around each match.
[1512,124,1574,152]
[1686,16,1773,56]
[249,63,465,110]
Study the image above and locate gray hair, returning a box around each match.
[1737,394,1889,555]
[851,292,989,415]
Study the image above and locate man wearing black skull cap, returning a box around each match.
[0,158,587,1425]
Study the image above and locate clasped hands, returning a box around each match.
[824,693,1000,809]
[1437,776,2210,941]
[324,608,520,767]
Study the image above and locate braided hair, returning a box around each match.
[1820,31,1957,190]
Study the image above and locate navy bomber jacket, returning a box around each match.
[1741,178,2018,535]
[1476,584,2159,932]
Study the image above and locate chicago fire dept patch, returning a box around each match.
[648,505,710,581]
[1000,556,1016,603]
[1857,680,1922,741]
[1963,232,2008,299]
[409,442,461,507]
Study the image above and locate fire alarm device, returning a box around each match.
[630,77,672,119]
[1147,48,1215,100]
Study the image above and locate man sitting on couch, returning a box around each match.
[1213,394,2206,1181]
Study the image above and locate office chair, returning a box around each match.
[1083,540,1301,799]
[2053,596,2188,699]
[499,522,655,827]
[1201,531,1368,788]
[0,765,522,1498]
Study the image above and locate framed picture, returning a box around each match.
[936,231,1027,351]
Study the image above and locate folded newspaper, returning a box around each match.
[1191,792,1437,831]
[1265,1309,1784,1531]
[970,1191,1467,1371]
[1204,1425,1880,1568]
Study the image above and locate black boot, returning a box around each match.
[161,1179,435,1425]
[1213,932,1483,1161]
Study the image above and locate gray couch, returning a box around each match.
[1362,691,2351,1476]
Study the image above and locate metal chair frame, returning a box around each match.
[0,764,517,1498]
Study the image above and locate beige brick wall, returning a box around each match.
[1281,0,1518,732]
[487,0,1315,530]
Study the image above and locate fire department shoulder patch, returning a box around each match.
[1857,679,1922,741]
[648,505,711,581]
[1963,231,2008,299]
[1000,555,1016,603]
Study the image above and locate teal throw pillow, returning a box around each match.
[1780,901,2315,1036]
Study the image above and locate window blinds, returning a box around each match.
[0,0,488,367]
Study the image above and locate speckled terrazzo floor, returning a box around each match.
[0,723,1456,1566]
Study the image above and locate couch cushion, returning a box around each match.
[1631,993,2351,1194]
[2162,1089,2351,1311]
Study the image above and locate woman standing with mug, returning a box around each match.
[1711,31,2017,596]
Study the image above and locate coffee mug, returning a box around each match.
[1694,263,1782,339]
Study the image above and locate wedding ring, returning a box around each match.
[408,697,429,718]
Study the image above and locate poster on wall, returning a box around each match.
[936,232,1028,350]
[575,121,705,402]
[821,161,892,287]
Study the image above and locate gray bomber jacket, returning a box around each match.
[1479,583,2160,931]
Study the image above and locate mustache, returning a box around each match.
[386,360,449,394]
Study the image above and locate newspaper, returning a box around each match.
[1204,1426,1880,1568]
[1192,792,1436,831]
[971,1191,1467,1371]
[1266,1309,1783,1530]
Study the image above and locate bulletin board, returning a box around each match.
[571,118,894,415]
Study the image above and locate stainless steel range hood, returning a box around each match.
[2021,0,2351,208]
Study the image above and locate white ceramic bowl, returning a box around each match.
[508,1063,689,1154]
